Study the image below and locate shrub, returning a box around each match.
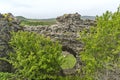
[80,6,120,79]
[8,31,63,79]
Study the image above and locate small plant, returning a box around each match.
[61,53,76,69]
[8,31,63,79]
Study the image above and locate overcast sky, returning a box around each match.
[0,0,119,19]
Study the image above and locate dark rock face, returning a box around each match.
[23,13,96,75]
[0,13,22,72]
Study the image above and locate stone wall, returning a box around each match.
[23,13,96,75]
[0,13,22,72]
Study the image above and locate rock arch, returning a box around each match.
[23,13,95,75]
[62,46,76,57]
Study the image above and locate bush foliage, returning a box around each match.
[8,31,63,79]
[0,72,14,80]
[80,6,120,79]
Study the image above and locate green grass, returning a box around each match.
[61,54,76,69]
[20,20,56,26]
[0,72,15,80]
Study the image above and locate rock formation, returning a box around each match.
[23,13,96,75]
[0,12,96,75]
[0,13,22,72]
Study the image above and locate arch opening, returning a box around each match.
[61,46,77,69]
[62,46,76,57]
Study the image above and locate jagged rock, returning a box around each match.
[56,13,82,24]
[23,13,96,75]
[84,19,96,26]
[0,13,22,72]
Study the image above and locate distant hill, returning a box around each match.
[16,16,56,26]
[27,18,56,22]
[16,16,95,22]
[16,16,56,22]
[16,16,26,20]
[16,15,95,26]
[81,16,95,20]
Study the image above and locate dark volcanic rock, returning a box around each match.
[56,13,82,24]
[0,13,22,72]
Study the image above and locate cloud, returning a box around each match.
[0,0,31,8]
[0,0,120,18]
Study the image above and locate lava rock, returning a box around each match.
[0,13,22,72]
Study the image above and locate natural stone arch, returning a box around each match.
[23,13,95,76]
[61,45,83,76]
[62,46,76,58]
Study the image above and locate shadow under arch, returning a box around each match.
[62,46,77,58]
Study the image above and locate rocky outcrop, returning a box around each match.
[0,13,22,72]
[23,13,96,75]
[0,12,96,75]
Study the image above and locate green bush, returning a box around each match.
[80,6,120,79]
[8,31,63,80]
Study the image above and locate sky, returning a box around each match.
[0,0,120,19]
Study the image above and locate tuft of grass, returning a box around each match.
[61,54,76,69]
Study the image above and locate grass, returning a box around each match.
[16,16,56,26]
[61,54,76,69]
[20,20,56,26]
